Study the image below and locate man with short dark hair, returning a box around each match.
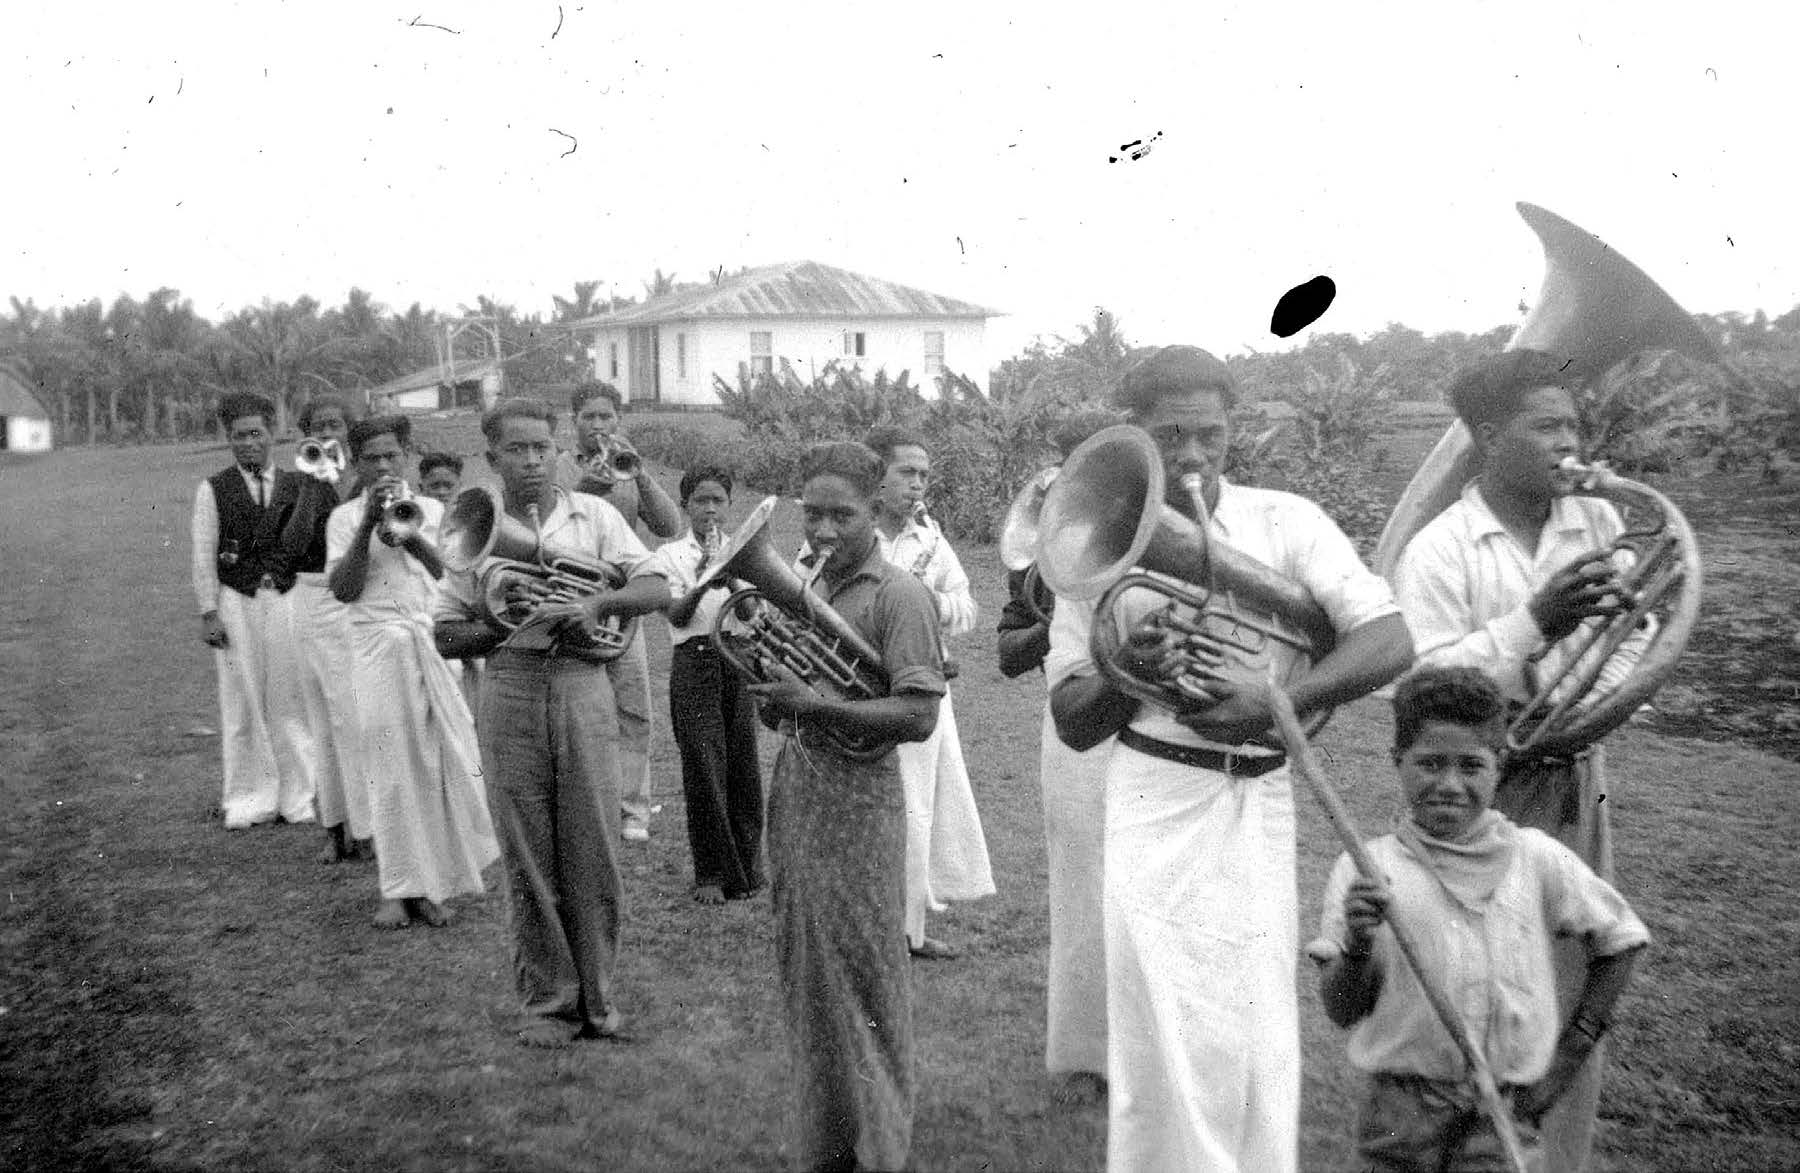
[435,397,669,1047]
[553,380,681,842]
[1048,346,1412,1171]
[864,424,993,961]
[1393,348,1650,1173]
[191,391,317,828]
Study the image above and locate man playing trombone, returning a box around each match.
[436,398,669,1048]
[552,381,681,843]
[1045,347,1412,1172]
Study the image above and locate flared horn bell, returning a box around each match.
[1036,426,1170,600]
[681,496,784,603]
[999,466,1060,572]
[440,486,547,572]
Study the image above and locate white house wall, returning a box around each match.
[587,318,989,408]
[4,415,52,452]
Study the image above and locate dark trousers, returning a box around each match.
[481,650,625,1031]
[670,640,766,897]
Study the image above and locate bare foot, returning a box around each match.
[409,898,450,928]
[1051,1072,1108,1107]
[372,899,410,930]
[350,838,376,862]
[909,936,959,961]
[692,884,726,906]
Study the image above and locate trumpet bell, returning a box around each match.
[295,438,346,483]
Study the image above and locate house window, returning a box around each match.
[750,331,773,376]
[843,330,866,358]
[608,343,620,379]
[676,332,687,380]
[923,330,945,377]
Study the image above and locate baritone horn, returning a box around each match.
[1373,202,1710,759]
[696,496,895,761]
[295,438,346,484]
[439,486,638,658]
[1035,424,1337,733]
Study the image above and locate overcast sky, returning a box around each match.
[5,1,1794,360]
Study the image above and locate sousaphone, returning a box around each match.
[1375,202,1710,758]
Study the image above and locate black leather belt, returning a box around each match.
[1118,727,1287,778]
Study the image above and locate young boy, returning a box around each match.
[650,466,765,905]
[1312,666,1648,1172]
[417,451,465,505]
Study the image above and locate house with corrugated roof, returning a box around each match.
[0,360,53,453]
[565,261,1001,407]
[366,356,504,415]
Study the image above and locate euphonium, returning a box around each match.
[1035,424,1337,731]
[1374,202,1710,759]
[1505,459,1702,759]
[439,486,638,659]
[295,438,346,484]
[999,465,1061,625]
[697,496,894,761]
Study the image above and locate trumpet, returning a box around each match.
[577,435,642,486]
[439,486,639,659]
[295,438,346,484]
[374,482,425,545]
[668,522,727,615]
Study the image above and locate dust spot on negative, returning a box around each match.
[1270,276,1336,338]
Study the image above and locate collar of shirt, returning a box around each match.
[537,486,592,538]
[237,464,275,490]
[1462,481,1591,552]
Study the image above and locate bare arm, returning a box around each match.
[1050,674,1140,752]
[998,621,1051,679]
[400,532,444,580]
[1316,875,1391,1028]
[633,470,683,539]
[434,618,507,660]
[1518,944,1644,1123]
[329,507,381,603]
[748,677,941,745]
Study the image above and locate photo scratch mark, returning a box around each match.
[1108,131,1162,163]
[957,236,964,255]
[177,77,184,96]
[552,5,564,39]
[408,14,462,34]
[549,128,577,157]
[1726,236,1734,247]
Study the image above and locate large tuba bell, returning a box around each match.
[439,486,638,659]
[1035,424,1338,731]
[1374,202,1710,758]
[695,496,895,762]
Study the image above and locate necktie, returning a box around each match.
[256,474,266,509]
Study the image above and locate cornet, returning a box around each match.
[295,438,346,484]
[577,435,642,486]
[374,482,425,546]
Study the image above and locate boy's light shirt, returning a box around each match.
[1312,818,1649,1084]
[650,527,741,643]
[1395,482,1652,706]
[878,510,977,637]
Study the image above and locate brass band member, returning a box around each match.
[327,416,496,929]
[1047,348,1412,1172]
[191,391,316,829]
[746,442,945,1172]
[287,395,369,863]
[552,381,681,842]
[435,398,669,1048]
[996,413,1116,1107]
[1392,351,1651,1173]
[866,426,995,962]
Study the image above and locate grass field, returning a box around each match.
[2,433,1797,1172]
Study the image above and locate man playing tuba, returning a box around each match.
[1047,346,1413,1173]
[1392,350,1653,1173]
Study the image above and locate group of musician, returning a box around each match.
[191,343,1654,1172]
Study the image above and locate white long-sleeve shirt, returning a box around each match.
[879,511,977,638]
[190,465,279,614]
[1394,481,1649,705]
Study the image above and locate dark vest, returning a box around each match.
[276,477,340,575]
[211,467,301,597]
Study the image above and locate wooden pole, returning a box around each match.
[1267,684,1531,1173]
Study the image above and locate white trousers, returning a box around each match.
[1104,743,1299,1173]
[893,689,995,947]
[214,585,316,828]
[609,628,655,827]
[1041,707,1112,1077]
[293,577,366,837]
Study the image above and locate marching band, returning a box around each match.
[185,202,1713,1172]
